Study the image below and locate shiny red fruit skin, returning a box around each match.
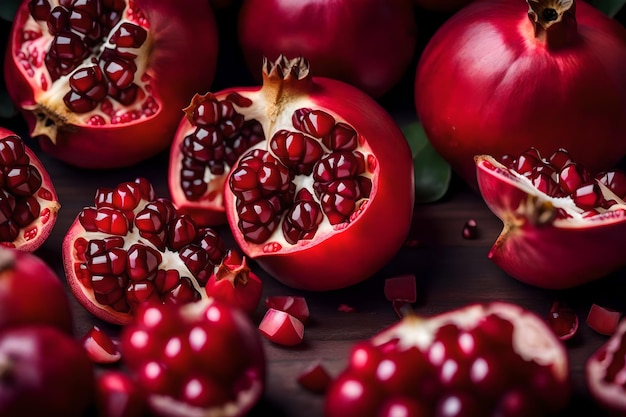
[221,68,415,291]
[4,0,219,169]
[414,0,626,187]
[237,0,417,98]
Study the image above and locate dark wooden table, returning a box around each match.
[2,4,625,416]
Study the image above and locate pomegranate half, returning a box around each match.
[4,0,219,169]
[476,147,626,289]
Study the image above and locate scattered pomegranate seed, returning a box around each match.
[297,361,333,394]
[338,304,357,313]
[258,308,305,346]
[462,218,478,239]
[264,295,310,323]
[546,301,579,341]
[384,274,417,318]
[587,303,622,335]
[81,325,122,364]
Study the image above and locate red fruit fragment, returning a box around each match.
[297,362,333,394]
[546,301,579,341]
[258,308,304,346]
[462,218,478,239]
[95,371,147,417]
[384,274,417,303]
[587,303,622,335]
[264,295,310,323]
[338,304,356,313]
[81,325,121,364]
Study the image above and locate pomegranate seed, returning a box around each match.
[297,362,332,394]
[558,163,588,194]
[546,301,579,341]
[109,22,147,48]
[270,130,325,175]
[597,170,626,199]
[28,0,51,21]
[81,325,122,364]
[462,219,478,239]
[338,303,357,313]
[292,108,336,138]
[258,308,305,346]
[587,303,622,335]
[572,182,602,210]
[264,295,310,323]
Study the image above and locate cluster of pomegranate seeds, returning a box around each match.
[0,135,55,245]
[500,147,626,218]
[70,178,226,316]
[22,0,158,120]
[229,107,372,244]
[180,93,265,201]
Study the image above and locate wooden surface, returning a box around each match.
[2,4,626,416]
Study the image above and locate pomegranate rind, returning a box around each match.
[5,0,219,169]
[476,154,626,289]
[586,318,626,414]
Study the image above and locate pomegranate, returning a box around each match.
[0,127,59,251]
[237,0,417,98]
[62,177,227,325]
[586,318,626,415]
[119,298,265,417]
[0,247,73,334]
[0,325,95,417]
[4,0,219,169]
[324,301,571,417]
[414,0,626,187]
[170,55,414,290]
[95,370,147,417]
[476,147,626,289]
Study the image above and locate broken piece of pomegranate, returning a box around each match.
[586,303,622,336]
[264,295,310,323]
[258,308,305,346]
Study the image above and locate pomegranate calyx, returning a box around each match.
[261,55,314,98]
[213,250,251,287]
[527,0,578,49]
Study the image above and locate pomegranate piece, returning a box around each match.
[258,308,305,346]
[324,302,571,417]
[0,248,73,334]
[170,56,414,291]
[264,295,310,323]
[62,177,228,325]
[475,147,626,289]
[81,325,122,364]
[95,371,147,417]
[297,362,332,394]
[462,218,478,239]
[0,325,95,417]
[384,274,417,318]
[5,0,219,169]
[586,303,622,336]
[0,128,59,251]
[119,299,265,417]
[546,301,579,342]
[204,249,263,316]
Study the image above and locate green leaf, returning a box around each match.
[587,0,626,17]
[0,0,20,22]
[402,121,451,204]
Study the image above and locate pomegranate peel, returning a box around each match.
[476,148,626,289]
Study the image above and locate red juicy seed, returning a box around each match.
[0,191,16,223]
[154,269,181,293]
[49,29,87,61]
[101,55,137,89]
[127,281,161,307]
[512,149,542,176]
[547,301,579,341]
[94,187,114,208]
[112,180,143,211]
[462,219,478,239]
[73,0,103,17]
[197,228,226,263]
[87,247,128,275]
[187,323,246,381]
[109,22,147,47]
[378,397,430,417]
[189,95,221,126]
[134,206,165,235]
[572,182,602,210]
[291,108,335,138]
[63,90,97,113]
[91,274,128,298]
[12,196,40,227]
[0,222,19,242]
[178,245,212,285]
[167,215,198,250]
[282,200,323,244]
[548,148,573,169]
[531,171,560,196]
[182,127,224,165]
[93,207,130,235]
[0,136,27,165]
[558,163,589,195]
[126,244,162,281]
[313,151,364,182]
[68,8,101,39]
[223,119,265,166]
[109,84,139,106]
[375,347,431,396]
[270,130,324,175]
[5,165,42,197]
[47,6,69,35]
[28,0,51,20]
[164,276,200,304]
[323,122,358,151]
[86,236,125,257]
[596,170,626,199]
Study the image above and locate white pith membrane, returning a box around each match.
[141,300,264,417]
[17,0,155,140]
[478,155,626,228]
[371,302,568,380]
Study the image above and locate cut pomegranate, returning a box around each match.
[297,362,333,394]
[81,325,122,364]
[324,302,571,417]
[5,0,219,168]
[476,147,626,289]
[120,298,265,417]
[0,325,95,417]
[546,301,578,342]
[0,247,73,334]
[204,249,263,316]
[0,128,59,251]
[62,177,227,325]
[170,55,413,290]
[264,295,310,323]
[586,303,622,336]
[95,371,147,417]
[258,308,305,346]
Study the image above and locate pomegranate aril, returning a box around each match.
[64,90,98,113]
[270,130,324,175]
[28,0,51,21]
[462,219,478,239]
[126,244,161,281]
[572,182,602,210]
[297,362,332,394]
[264,295,310,323]
[5,165,42,197]
[511,149,541,176]
[587,303,622,335]
[547,301,579,341]
[323,122,358,151]
[548,148,573,169]
[47,6,70,35]
[558,163,589,195]
[596,170,626,199]
[81,325,121,364]
[101,56,137,89]
[282,199,323,244]
[110,22,147,48]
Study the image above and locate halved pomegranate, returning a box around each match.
[324,301,571,417]
[476,147,626,289]
[169,55,414,290]
[4,0,219,168]
[62,177,227,325]
[0,127,59,251]
[119,298,265,417]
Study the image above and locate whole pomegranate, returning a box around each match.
[4,0,219,169]
[62,177,228,325]
[325,302,571,417]
[476,147,626,289]
[414,0,626,187]
[237,0,418,98]
[120,298,265,417]
[0,325,95,417]
[0,247,73,334]
[170,55,415,291]
[0,127,59,251]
